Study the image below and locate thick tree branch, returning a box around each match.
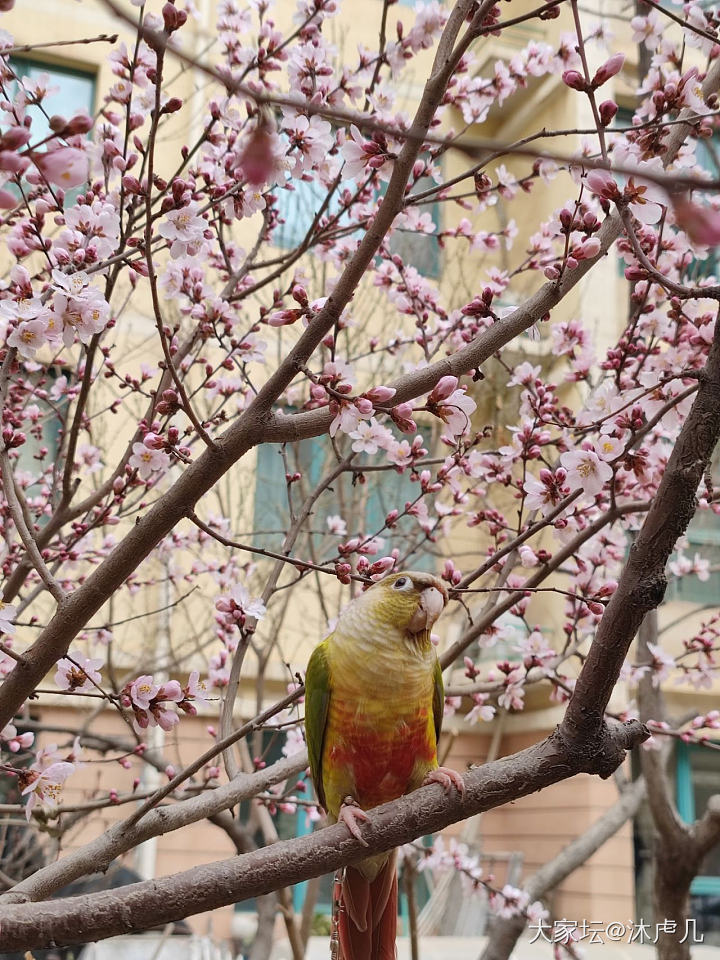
[2,753,306,904]
[0,0,480,732]
[0,720,648,949]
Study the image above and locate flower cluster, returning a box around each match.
[120,672,209,736]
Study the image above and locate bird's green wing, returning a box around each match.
[432,656,444,746]
[305,638,331,811]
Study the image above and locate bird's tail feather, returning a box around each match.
[338,853,397,960]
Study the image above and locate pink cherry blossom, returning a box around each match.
[34,146,88,187]
[560,449,613,497]
[157,203,207,258]
[348,418,393,454]
[129,442,171,481]
[54,652,103,693]
[21,758,75,821]
[7,319,48,358]
[1,722,34,752]
[432,387,477,437]
[0,601,17,635]
[326,514,347,536]
[129,675,159,710]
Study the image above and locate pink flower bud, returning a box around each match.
[354,397,373,415]
[364,385,396,404]
[673,196,720,246]
[390,402,417,434]
[598,99,618,126]
[291,284,308,305]
[162,97,183,115]
[562,70,587,91]
[162,2,187,31]
[335,562,352,584]
[369,557,395,576]
[577,237,601,259]
[64,113,93,136]
[239,123,275,187]
[625,265,647,281]
[122,175,143,194]
[428,375,458,403]
[591,53,625,89]
[0,126,30,150]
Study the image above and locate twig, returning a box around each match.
[0,34,118,56]
[0,449,66,604]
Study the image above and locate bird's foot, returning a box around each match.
[338,796,370,846]
[423,766,465,795]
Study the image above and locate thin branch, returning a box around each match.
[0,449,66,603]
[0,34,118,56]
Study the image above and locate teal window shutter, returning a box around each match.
[675,742,720,898]
[9,57,96,143]
[253,438,437,570]
[276,169,442,276]
[389,174,442,278]
[7,58,96,206]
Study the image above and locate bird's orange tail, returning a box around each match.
[337,854,398,960]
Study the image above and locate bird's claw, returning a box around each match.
[339,797,370,846]
[423,766,465,795]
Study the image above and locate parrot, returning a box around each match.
[304,570,464,960]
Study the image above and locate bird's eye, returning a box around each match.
[393,577,409,590]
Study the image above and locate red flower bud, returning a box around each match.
[239,122,275,187]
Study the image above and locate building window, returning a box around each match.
[8,57,96,143]
[14,367,68,481]
[676,742,720,944]
[253,438,435,569]
[615,107,718,281]
[6,58,95,205]
[668,449,720,604]
[668,515,720,604]
[389,175,441,278]
[275,178,341,250]
[275,172,442,277]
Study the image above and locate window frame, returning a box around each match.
[676,741,720,897]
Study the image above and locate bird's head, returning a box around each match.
[363,570,449,641]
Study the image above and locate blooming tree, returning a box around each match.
[0,0,719,958]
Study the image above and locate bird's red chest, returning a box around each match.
[326,702,435,810]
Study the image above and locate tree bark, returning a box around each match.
[0,721,648,950]
[653,838,698,960]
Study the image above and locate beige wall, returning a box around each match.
[445,729,636,925]
[39,704,239,941]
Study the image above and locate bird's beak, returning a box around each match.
[408,586,447,634]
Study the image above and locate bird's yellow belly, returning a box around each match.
[322,692,436,818]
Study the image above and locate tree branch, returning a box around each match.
[0,721,648,949]
[0,0,481,731]
[2,753,306,905]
